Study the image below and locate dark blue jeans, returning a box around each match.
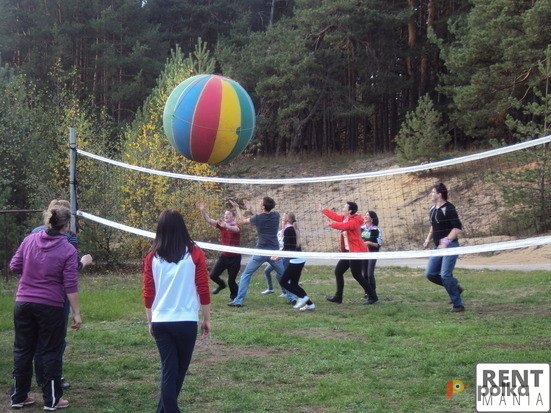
[152,321,198,413]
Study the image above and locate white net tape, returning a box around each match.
[76,134,551,259]
[77,135,551,184]
[77,210,551,260]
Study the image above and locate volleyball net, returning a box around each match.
[74,135,551,260]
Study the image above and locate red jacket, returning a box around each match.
[322,209,368,253]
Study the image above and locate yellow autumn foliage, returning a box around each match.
[119,44,225,252]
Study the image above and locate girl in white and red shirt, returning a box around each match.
[143,209,210,413]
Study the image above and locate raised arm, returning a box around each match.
[197,201,217,227]
[243,199,255,214]
[229,200,250,224]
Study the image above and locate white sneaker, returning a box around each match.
[293,296,310,309]
[279,293,287,298]
[261,289,274,295]
[299,304,316,311]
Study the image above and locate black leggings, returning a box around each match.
[362,259,378,299]
[209,254,241,298]
[279,261,312,304]
[333,259,371,298]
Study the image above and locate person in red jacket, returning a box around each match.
[143,209,211,413]
[317,202,371,304]
[197,201,241,300]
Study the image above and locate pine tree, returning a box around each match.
[486,46,551,234]
[395,94,450,165]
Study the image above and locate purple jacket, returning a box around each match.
[10,231,78,308]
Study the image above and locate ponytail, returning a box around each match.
[45,206,71,232]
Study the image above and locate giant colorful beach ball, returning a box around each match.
[163,74,256,164]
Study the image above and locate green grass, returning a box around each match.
[1,266,550,412]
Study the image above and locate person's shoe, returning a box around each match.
[293,296,310,309]
[448,286,464,304]
[364,297,379,305]
[261,289,274,295]
[451,305,465,313]
[43,399,69,411]
[326,296,342,304]
[279,293,287,298]
[299,303,316,311]
[11,397,35,409]
[212,284,227,294]
[227,301,242,307]
[61,381,71,389]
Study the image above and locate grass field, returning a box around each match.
[1,265,550,412]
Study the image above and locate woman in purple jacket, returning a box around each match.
[9,205,82,411]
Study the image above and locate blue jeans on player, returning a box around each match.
[233,255,291,304]
[425,240,463,307]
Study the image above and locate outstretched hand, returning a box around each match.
[197,201,205,210]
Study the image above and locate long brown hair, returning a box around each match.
[285,212,301,248]
[149,209,195,263]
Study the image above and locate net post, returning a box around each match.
[69,127,77,233]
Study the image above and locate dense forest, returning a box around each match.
[0,0,549,264]
[2,0,549,152]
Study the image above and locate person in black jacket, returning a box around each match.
[423,183,465,313]
[361,210,382,305]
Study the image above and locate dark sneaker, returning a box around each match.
[212,284,227,294]
[11,397,35,409]
[364,297,379,305]
[326,296,342,304]
[451,305,465,313]
[448,286,464,304]
[227,301,242,307]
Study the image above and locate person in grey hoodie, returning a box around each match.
[9,205,82,411]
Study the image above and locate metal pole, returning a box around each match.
[69,128,77,233]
